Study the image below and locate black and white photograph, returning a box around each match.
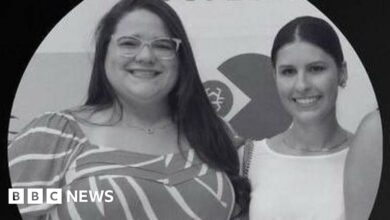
[2,0,388,219]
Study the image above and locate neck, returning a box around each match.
[287,112,345,151]
[115,98,172,127]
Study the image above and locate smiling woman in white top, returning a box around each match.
[245,16,355,220]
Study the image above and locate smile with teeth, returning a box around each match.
[129,69,161,79]
[293,96,321,105]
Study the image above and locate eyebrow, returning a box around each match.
[307,61,327,65]
[115,35,140,40]
[277,64,295,69]
[115,34,172,41]
[277,61,327,68]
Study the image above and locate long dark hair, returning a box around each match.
[82,0,250,216]
[271,16,344,68]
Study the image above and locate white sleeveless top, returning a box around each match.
[248,139,349,220]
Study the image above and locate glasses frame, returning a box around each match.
[111,35,182,60]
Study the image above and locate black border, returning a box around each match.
[1,0,389,219]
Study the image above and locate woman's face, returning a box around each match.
[105,9,179,105]
[274,41,346,124]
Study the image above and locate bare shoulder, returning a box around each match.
[349,109,382,155]
[357,110,381,132]
[353,110,382,143]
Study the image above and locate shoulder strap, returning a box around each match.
[242,139,254,177]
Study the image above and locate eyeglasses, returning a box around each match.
[112,35,181,60]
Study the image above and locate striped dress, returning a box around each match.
[8,112,235,220]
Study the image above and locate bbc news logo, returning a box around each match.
[9,188,114,204]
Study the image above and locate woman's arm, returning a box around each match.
[344,110,383,220]
[8,112,83,219]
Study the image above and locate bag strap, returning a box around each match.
[242,139,254,177]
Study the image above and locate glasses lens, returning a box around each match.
[151,39,178,58]
[117,37,142,56]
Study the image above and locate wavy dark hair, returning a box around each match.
[271,16,344,68]
[81,0,250,216]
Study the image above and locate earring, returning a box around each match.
[340,81,346,88]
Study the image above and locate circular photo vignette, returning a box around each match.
[5,0,386,219]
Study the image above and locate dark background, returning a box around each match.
[1,0,389,219]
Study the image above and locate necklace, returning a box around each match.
[282,134,349,153]
[123,120,174,135]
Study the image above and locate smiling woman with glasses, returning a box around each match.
[8,0,250,219]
